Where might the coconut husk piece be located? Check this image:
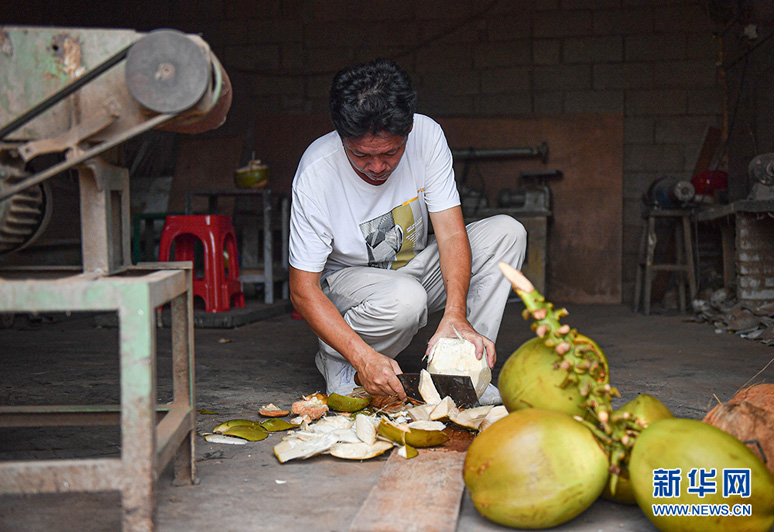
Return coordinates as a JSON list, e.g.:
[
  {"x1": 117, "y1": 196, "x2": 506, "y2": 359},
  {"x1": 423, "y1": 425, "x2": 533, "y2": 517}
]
[
  {"x1": 703, "y1": 384, "x2": 774, "y2": 474},
  {"x1": 727, "y1": 383, "x2": 774, "y2": 411},
  {"x1": 370, "y1": 395, "x2": 423, "y2": 413}
]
